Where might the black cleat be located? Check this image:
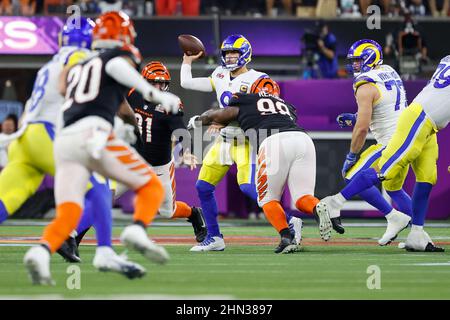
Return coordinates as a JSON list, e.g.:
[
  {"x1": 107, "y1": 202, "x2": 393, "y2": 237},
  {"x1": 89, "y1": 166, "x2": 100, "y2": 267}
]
[
  {"x1": 424, "y1": 243, "x2": 445, "y2": 252},
  {"x1": 331, "y1": 217, "x2": 345, "y2": 234},
  {"x1": 188, "y1": 207, "x2": 207, "y2": 242},
  {"x1": 405, "y1": 242, "x2": 445, "y2": 252},
  {"x1": 57, "y1": 236, "x2": 81, "y2": 263},
  {"x1": 274, "y1": 231, "x2": 298, "y2": 254}
]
